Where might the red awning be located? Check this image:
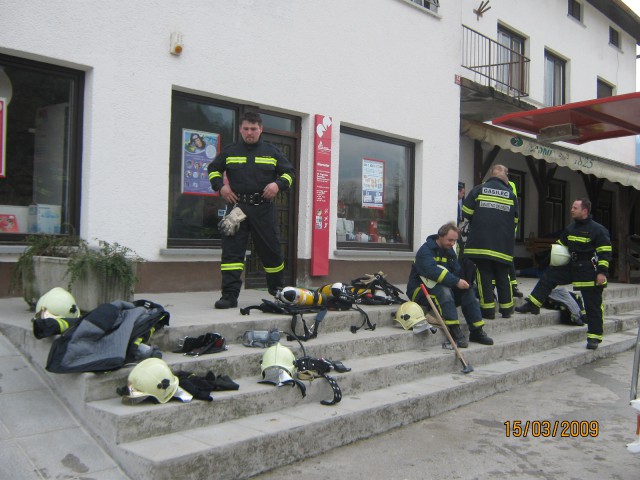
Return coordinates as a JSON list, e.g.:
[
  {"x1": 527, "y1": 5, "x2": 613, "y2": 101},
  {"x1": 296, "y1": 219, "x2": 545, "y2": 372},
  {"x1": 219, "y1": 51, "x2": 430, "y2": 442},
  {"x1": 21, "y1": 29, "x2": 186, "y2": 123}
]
[{"x1": 492, "y1": 92, "x2": 640, "y2": 145}]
